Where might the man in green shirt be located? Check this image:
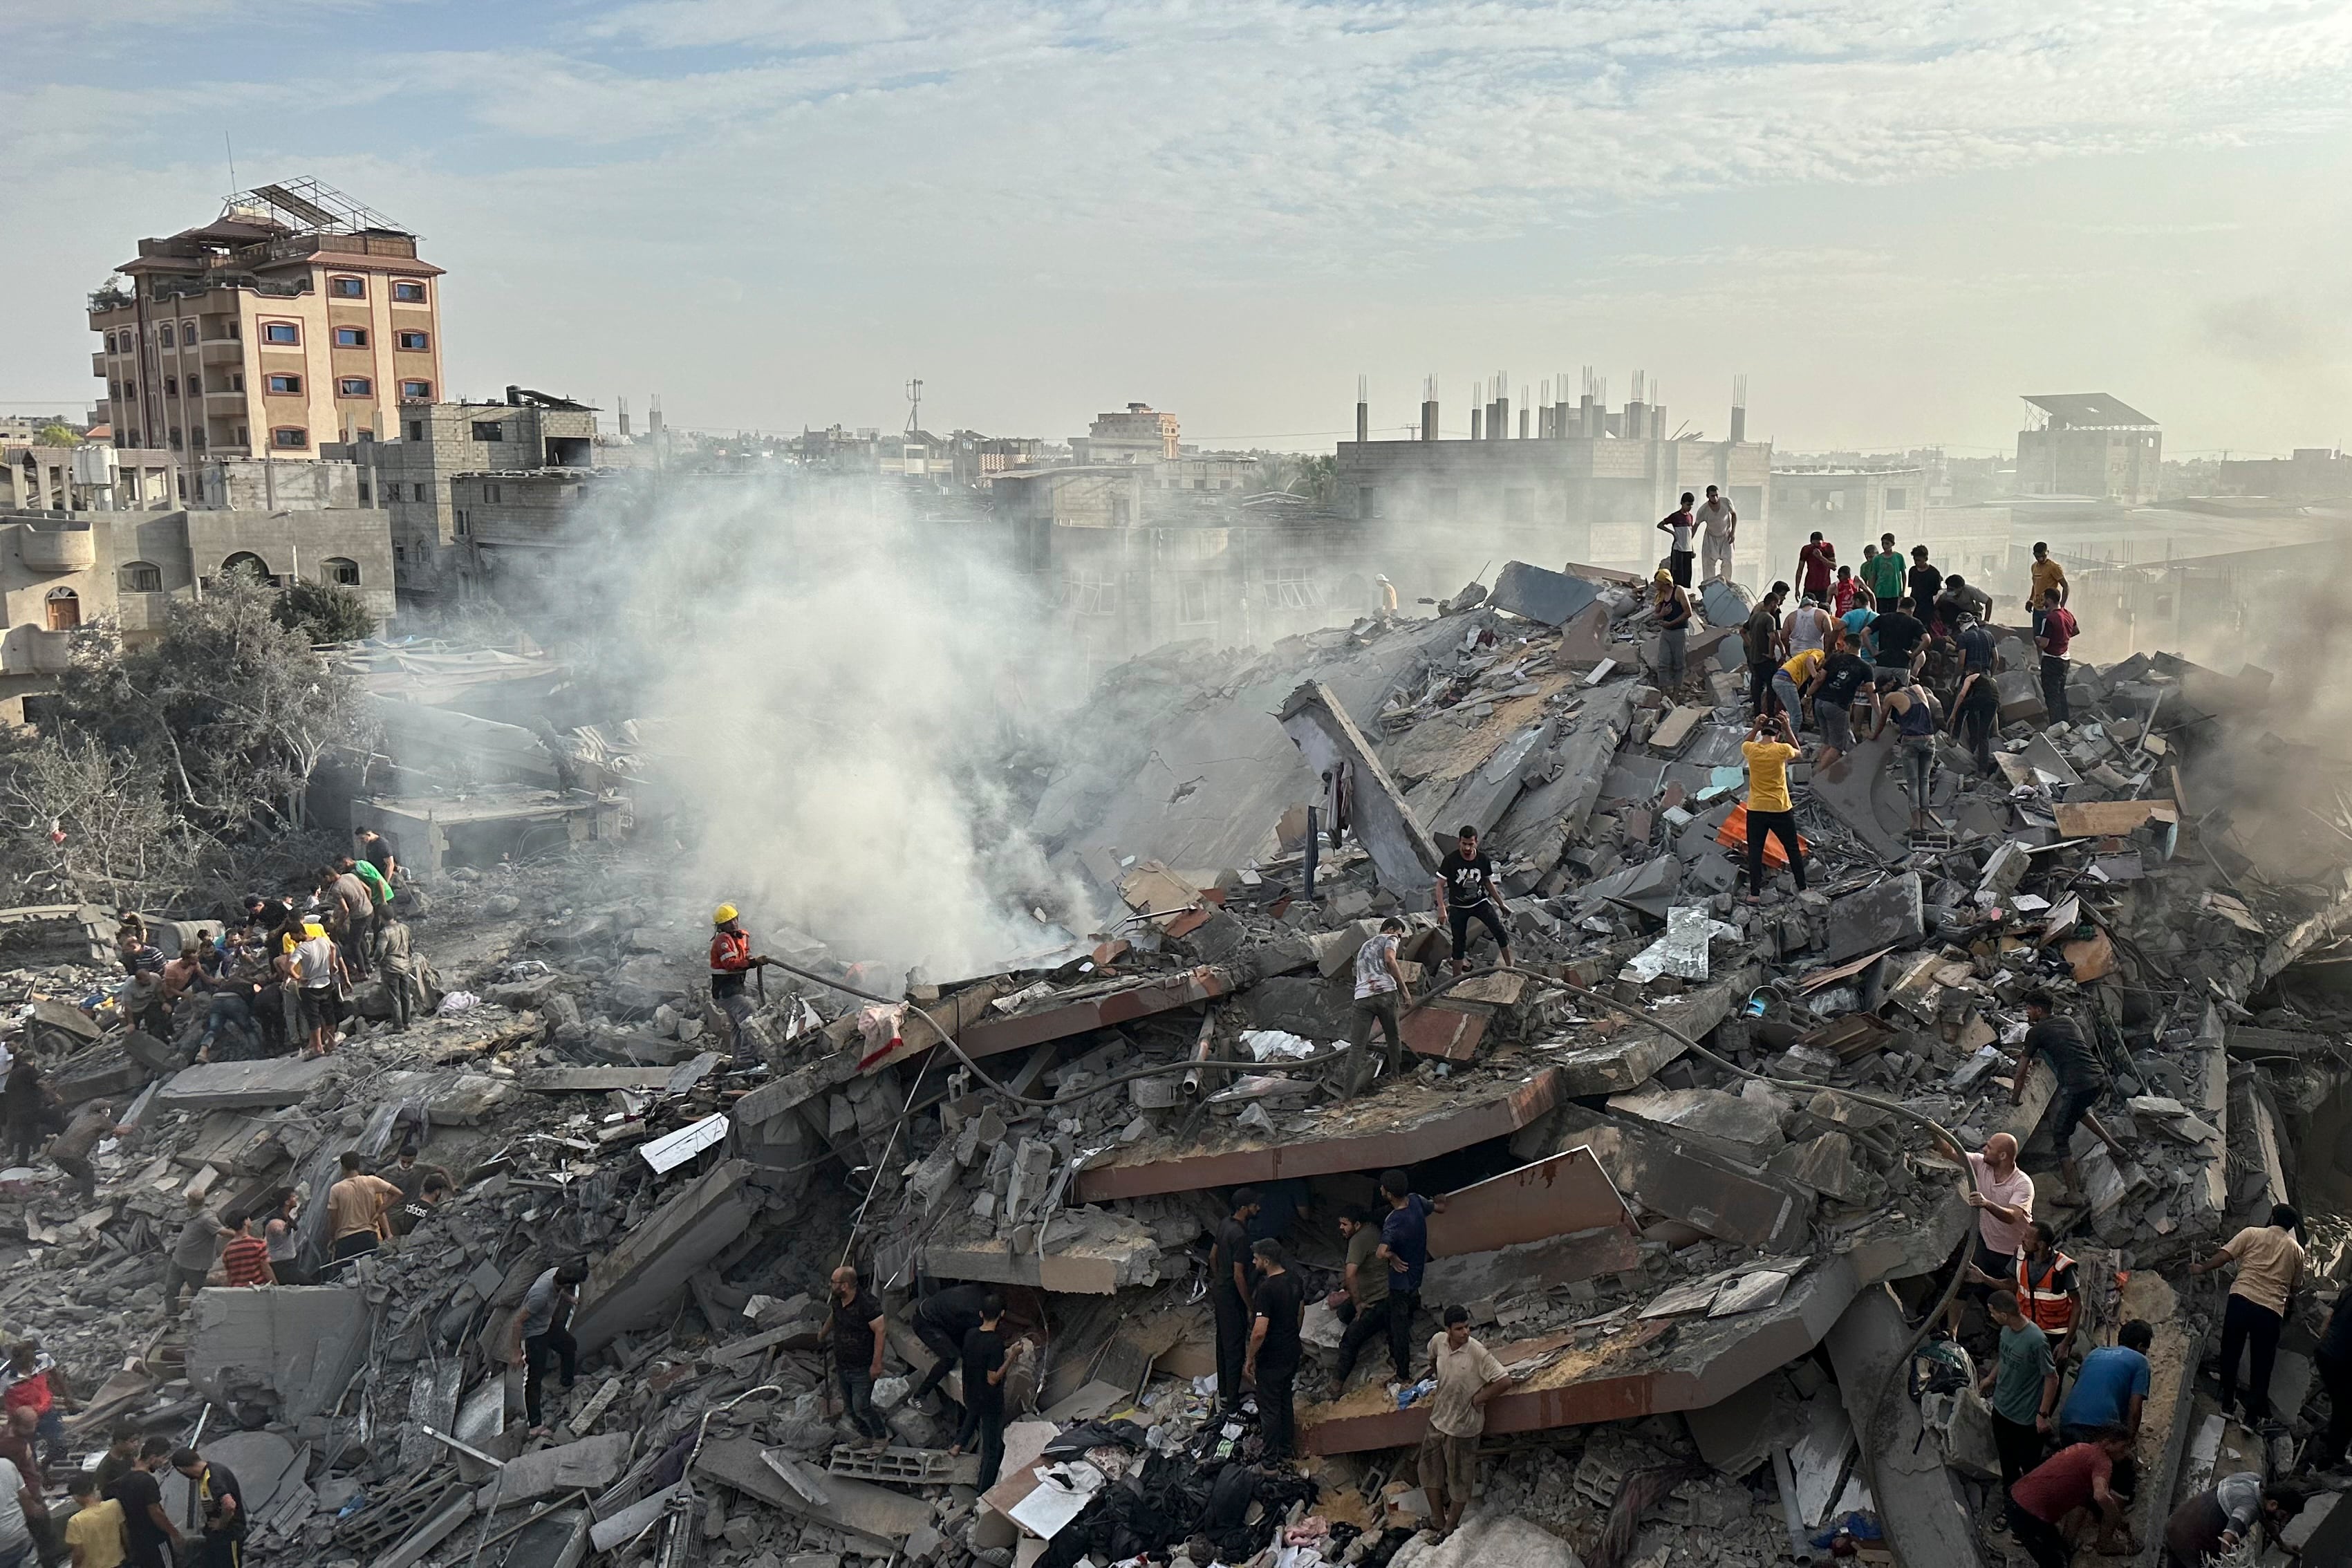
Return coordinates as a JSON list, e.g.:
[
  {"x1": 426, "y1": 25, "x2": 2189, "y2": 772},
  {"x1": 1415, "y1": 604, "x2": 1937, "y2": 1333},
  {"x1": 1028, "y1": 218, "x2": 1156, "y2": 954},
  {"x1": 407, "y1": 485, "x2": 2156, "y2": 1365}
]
[
  {"x1": 1982, "y1": 1289, "x2": 2058, "y2": 1488},
  {"x1": 1862, "y1": 532, "x2": 1907, "y2": 610},
  {"x1": 343, "y1": 852, "x2": 393, "y2": 969}
]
